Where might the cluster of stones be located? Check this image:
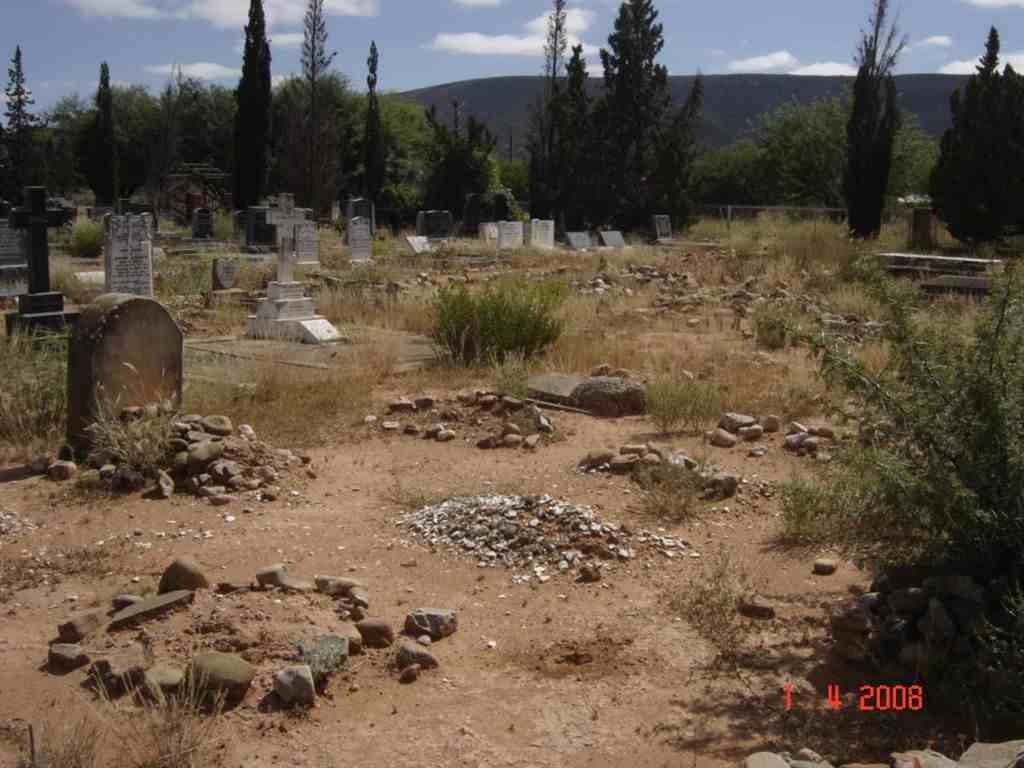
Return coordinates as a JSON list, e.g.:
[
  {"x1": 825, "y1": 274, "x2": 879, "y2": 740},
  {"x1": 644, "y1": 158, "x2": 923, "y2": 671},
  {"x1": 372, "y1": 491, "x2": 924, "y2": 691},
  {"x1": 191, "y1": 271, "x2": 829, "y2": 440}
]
[
  {"x1": 397, "y1": 494, "x2": 690, "y2": 581},
  {"x1": 829, "y1": 568, "x2": 994, "y2": 678},
  {"x1": 743, "y1": 741, "x2": 1023, "y2": 768},
  {"x1": 576, "y1": 445, "x2": 742, "y2": 501},
  {"x1": 780, "y1": 420, "x2": 839, "y2": 458},
  {"x1": 707, "y1": 412, "x2": 783, "y2": 454},
  {"x1": 48, "y1": 557, "x2": 459, "y2": 708},
  {"x1": 374, "y1": 395, "x2": 458, "y2": 443},
  {"x1": 570, "y1": 373, "x2": 647, "y2": 418}
]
